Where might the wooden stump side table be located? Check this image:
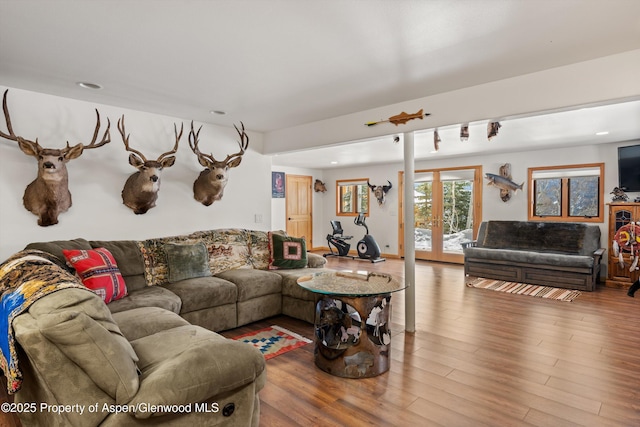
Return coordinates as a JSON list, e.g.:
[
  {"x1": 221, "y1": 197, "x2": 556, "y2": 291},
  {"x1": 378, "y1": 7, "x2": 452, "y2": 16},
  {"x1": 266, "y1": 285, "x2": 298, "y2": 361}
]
[{"x1": 297, "y1": 271, "x2": 406, "y2": 378}]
